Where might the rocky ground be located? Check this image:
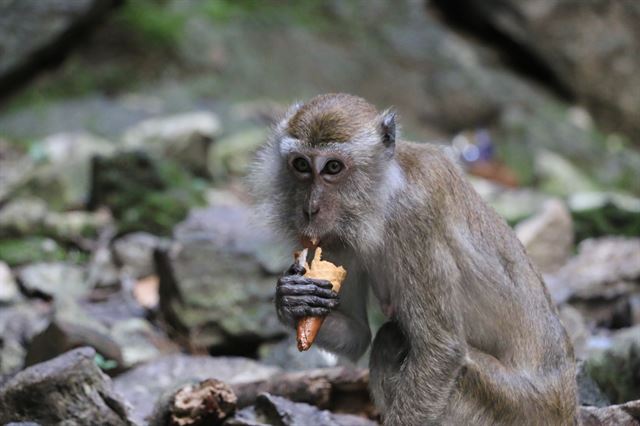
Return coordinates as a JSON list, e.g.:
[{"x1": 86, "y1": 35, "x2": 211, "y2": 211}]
[{"x1": 1, "y1": 1, "x2": 640, "y2": 425}]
